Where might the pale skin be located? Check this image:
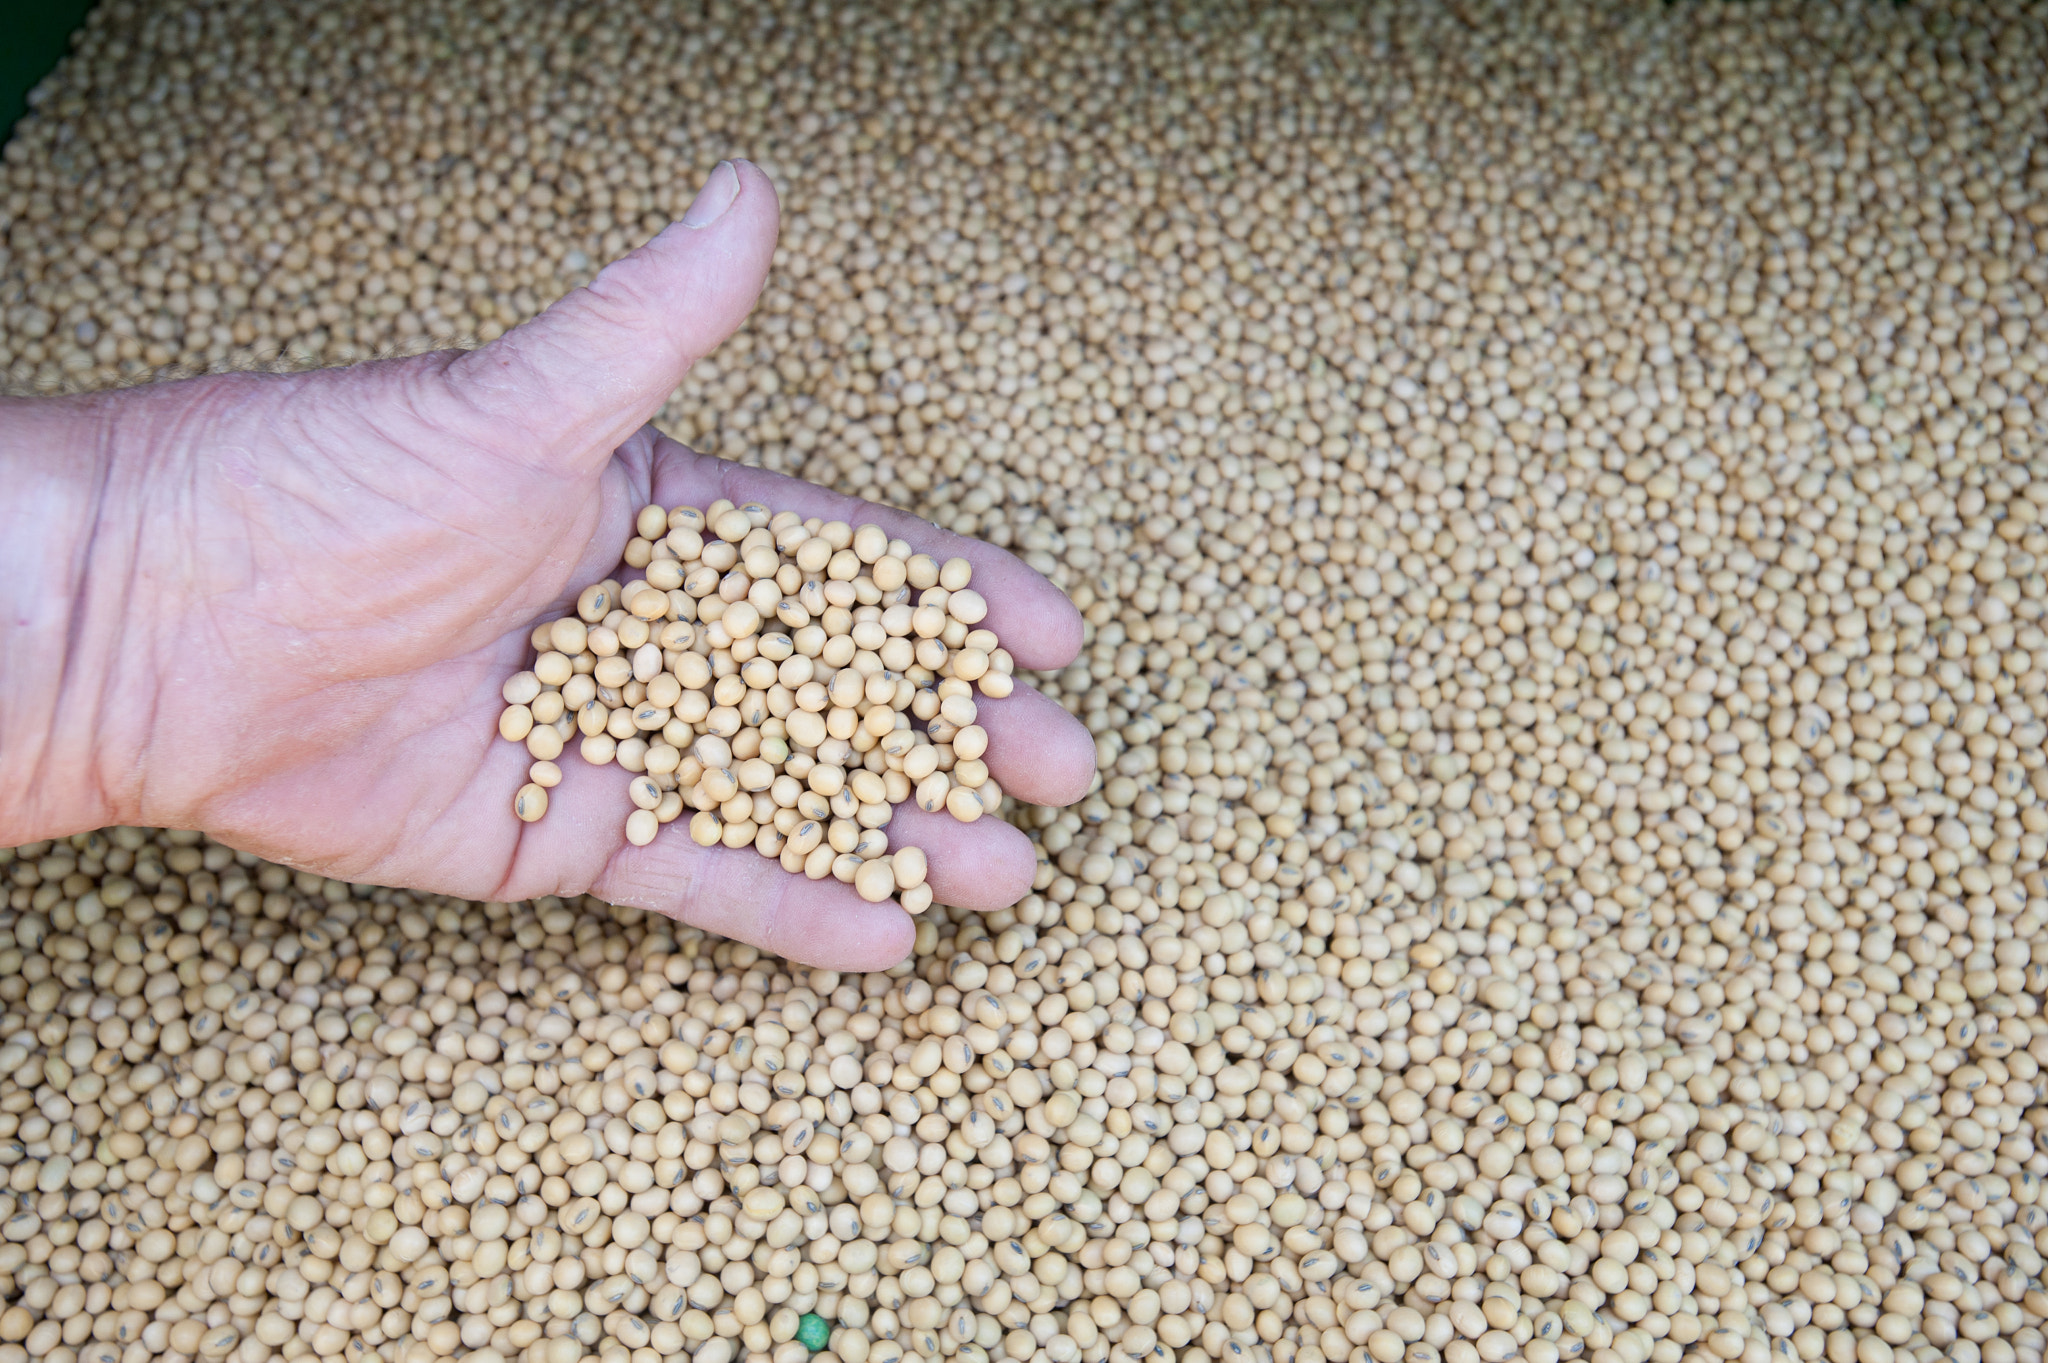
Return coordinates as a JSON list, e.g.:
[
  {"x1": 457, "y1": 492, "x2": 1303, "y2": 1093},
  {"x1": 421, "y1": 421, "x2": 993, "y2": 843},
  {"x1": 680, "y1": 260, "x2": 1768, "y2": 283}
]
[{"x1": 0, "y1": 161, "x2": 1095, "y2": 971}]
